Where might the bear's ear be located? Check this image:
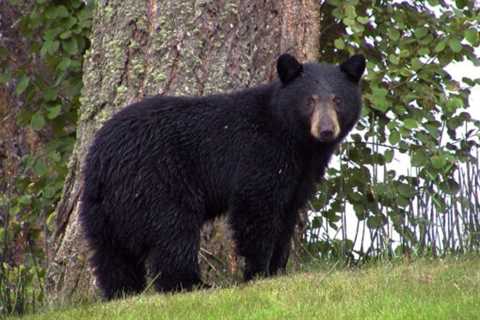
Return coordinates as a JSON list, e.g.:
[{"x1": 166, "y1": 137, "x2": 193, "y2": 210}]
[
  {"x1": 277, "y1": 53, "x2": 303, "y2": 85},
  {"x1": 340, "y1": 54, "x2": 366, "y2": 82}
]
